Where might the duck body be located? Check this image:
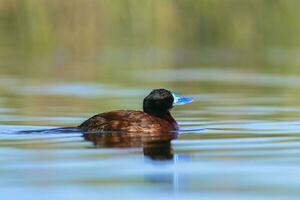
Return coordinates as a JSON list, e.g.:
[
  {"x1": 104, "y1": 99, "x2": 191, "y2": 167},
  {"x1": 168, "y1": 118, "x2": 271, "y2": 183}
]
[
  {"x1": 78, "y1": 89, "x2": 193, "y2": 135},
  {"x1": 79, "y1": 109, "x2": 178, "y2": 134}
]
